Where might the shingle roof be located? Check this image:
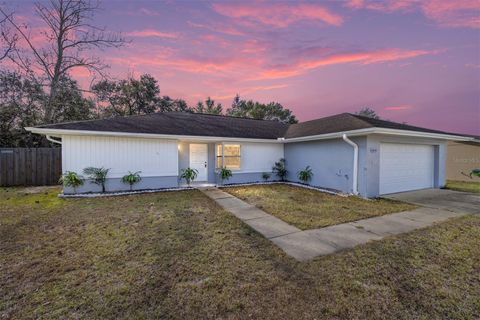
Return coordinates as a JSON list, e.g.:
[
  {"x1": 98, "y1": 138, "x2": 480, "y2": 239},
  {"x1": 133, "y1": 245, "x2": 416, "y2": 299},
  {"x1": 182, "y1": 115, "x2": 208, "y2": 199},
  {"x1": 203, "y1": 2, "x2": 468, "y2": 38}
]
[
  {"x1": 36, "y1": 112, "x2": 289, "y2": 140},
  {"x1": 34, "y1": 111, "x2": 465, "y2": 140},
  {"x1": 284, "y1": 113, "x2": 453, "y2": 138}
]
